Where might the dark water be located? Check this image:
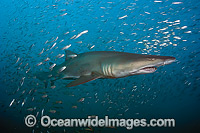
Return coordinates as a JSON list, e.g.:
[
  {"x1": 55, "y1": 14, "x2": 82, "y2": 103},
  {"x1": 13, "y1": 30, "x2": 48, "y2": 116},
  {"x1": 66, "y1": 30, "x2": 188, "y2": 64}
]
[{"x1": 0, "y1": 0, "x2": 200, "y2": 133}]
